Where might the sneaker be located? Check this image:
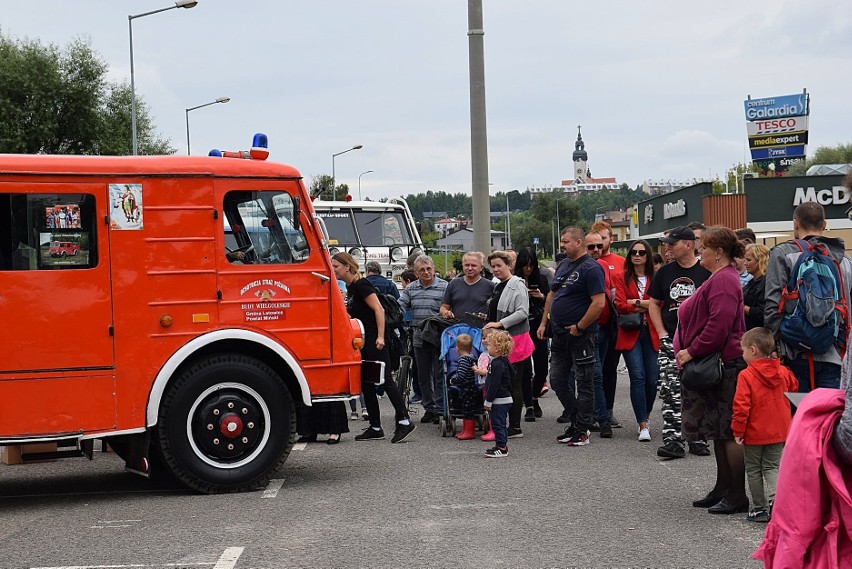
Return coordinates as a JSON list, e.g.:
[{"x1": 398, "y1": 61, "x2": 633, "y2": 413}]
[
  {"x1": 533, "y1": 401, "x2": 543, "y2": 418},
  {"x1": 638, "y1": 428, "x2": 651, "y2": 442},
  {"x1": 557, "y1": 426, "x2": 577, "y2": 443},
  {"x1": 657, "y1": 441, "x2": 686, "y2": 459},
  {"x1": 354, "y1": 427, "x2": 385, "y2": 441},
  {"x1": 566, "y1": 430, "x2": 591, "y2": 446},
  {"x1": 599, "y1": 422, "x2": 613, "y2": 438},
  {"x1": 524, "y1": 407, "x2": 536, "y2": 422},
  {"x1": 589, "y1": 422, "x2": 602, "y2": 432},
  {"x1": 746, "y1": 509, "x2": 770, "y2": 523},
  {"x1": 409, "y1": 394, "x2": 422, "y2": 404},
  {"x1": 538, "y1": 385, "x2": 550, "y2": 398},
  {"x1": 608, "y1": 411, "x2": 622, "y2": 428},
  {"x1": 484, "y1": 446, "x2": 509, "y2": 458},
  {"x1": 507, "y1": 428, "x2": 524, "y2": 439},
  {"x1": 391, "y1": 423, "x2": 416, "y2": 443},
  {"x1": 556, "y1": 412, "x2": 572, "y2": 424},
  {"x1": 420, "y1": 411, "x2": 436, "y2": 424},
  {"x1": 350, "y1": 411, "x2": 359, "y2": 421},
  {"x1": 688, "y1": 442, "x2": 711, "y2": 456},
  {"x1": 361, "y1": 409, "x2": 370, "y2": 420}
]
